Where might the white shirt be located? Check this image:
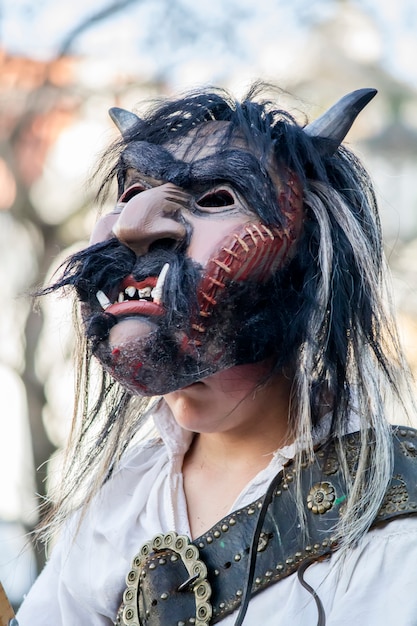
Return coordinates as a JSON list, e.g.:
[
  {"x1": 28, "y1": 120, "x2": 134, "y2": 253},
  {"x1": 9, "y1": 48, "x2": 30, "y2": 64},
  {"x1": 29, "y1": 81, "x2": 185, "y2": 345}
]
[{"x1": 17, "y1": 401, "x2": 417, "y2": 625}]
